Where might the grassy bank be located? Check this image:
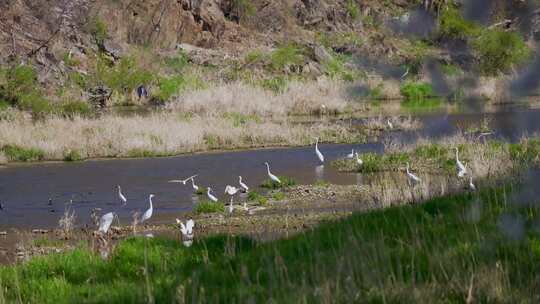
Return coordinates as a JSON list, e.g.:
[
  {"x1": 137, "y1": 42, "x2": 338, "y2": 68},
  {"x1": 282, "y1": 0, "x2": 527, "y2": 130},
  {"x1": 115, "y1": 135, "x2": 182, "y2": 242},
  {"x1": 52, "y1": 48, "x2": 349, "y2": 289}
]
[
  {"x1": 1, "y1": 185, "x2": 539, "y2": 302},
  {"x1": 333, "y1": 134, "x2": 540, "y2": 179}
]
